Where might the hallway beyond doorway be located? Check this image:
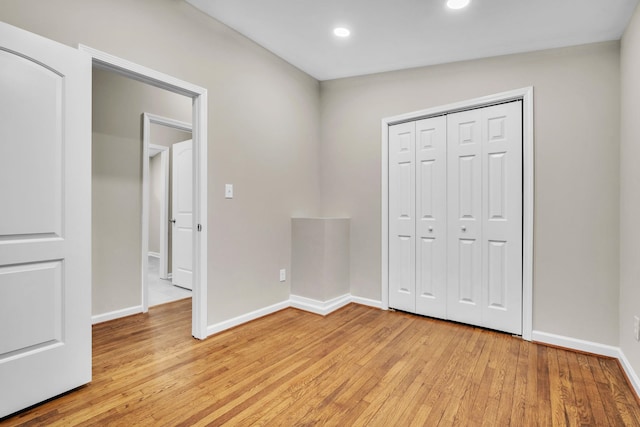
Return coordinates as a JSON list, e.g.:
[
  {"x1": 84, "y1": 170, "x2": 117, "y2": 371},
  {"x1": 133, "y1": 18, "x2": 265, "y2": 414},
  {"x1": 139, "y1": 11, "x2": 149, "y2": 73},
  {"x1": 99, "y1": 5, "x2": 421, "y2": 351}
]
[{"x1": 148, "y1": 256, "x2": 190, "y2": 306}]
